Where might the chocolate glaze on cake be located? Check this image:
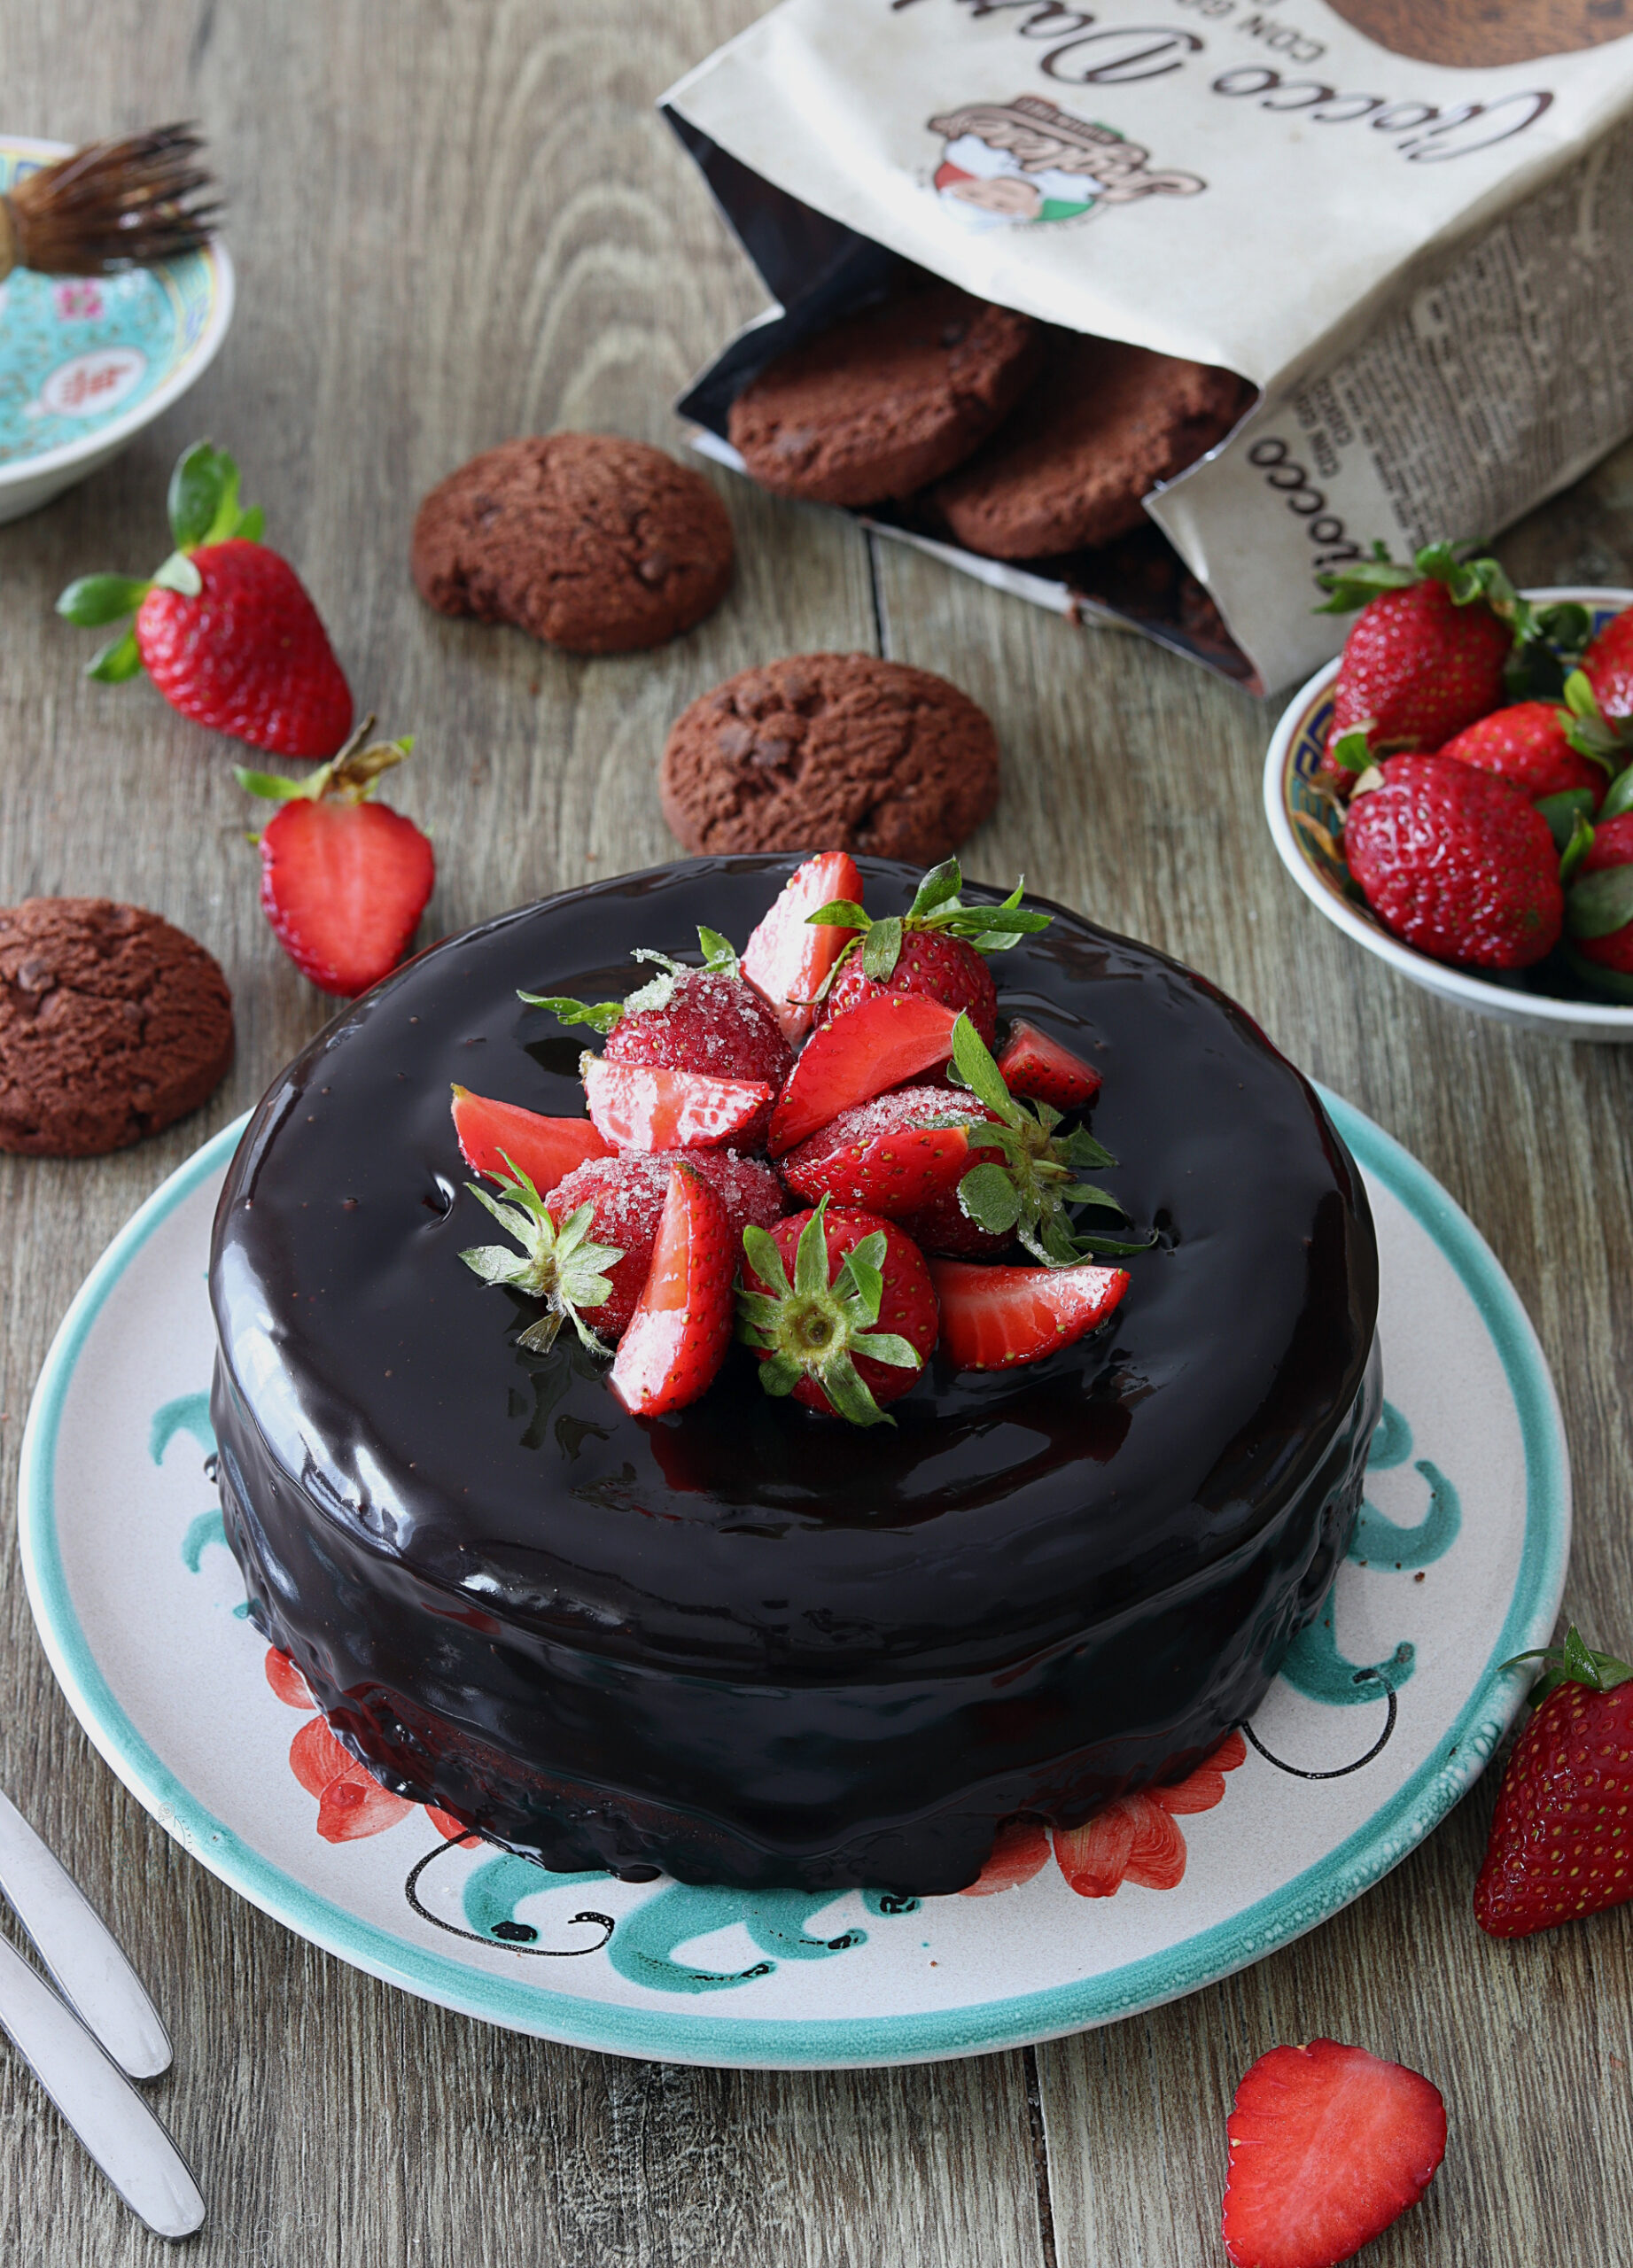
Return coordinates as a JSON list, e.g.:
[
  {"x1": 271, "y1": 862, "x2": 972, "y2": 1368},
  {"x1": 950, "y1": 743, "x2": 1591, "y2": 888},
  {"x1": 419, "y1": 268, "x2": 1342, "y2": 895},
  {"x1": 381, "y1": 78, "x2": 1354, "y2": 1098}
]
[{"x1": 210, "y1": 858, "x2": 1380, "y2": 1895}]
